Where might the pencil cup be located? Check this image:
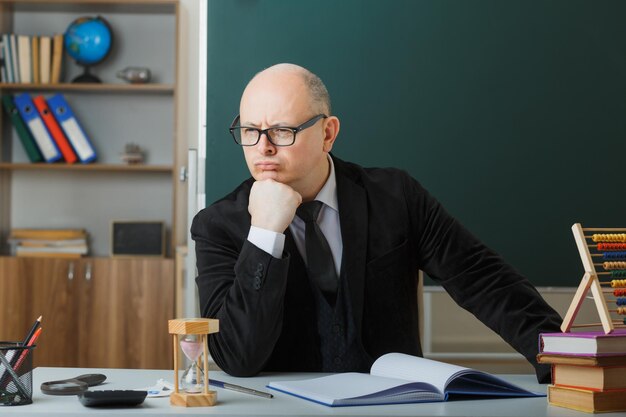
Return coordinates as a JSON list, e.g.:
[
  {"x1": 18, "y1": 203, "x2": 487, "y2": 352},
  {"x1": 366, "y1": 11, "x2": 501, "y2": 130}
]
[{"x1": 0, "y1": 342, "x2": 35, "y2": 406}]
